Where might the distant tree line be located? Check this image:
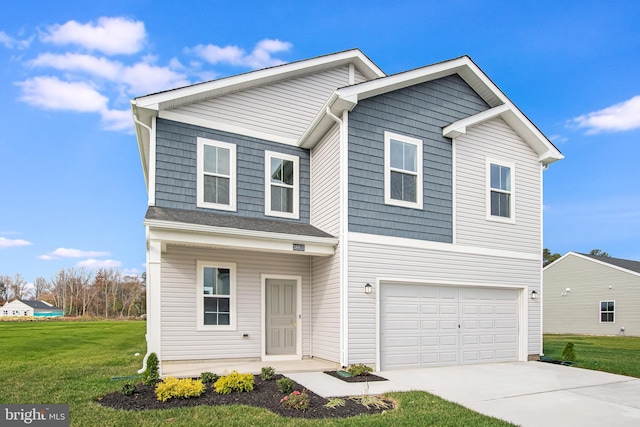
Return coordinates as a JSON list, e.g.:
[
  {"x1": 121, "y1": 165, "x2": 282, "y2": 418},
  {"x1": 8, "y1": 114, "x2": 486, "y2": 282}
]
[
  {"x1": 543, "y1": 248, "x2": 611, "y2": 267},
  {"x1": 0, "y1": 268, "x2": 146, "y2": 318}
]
